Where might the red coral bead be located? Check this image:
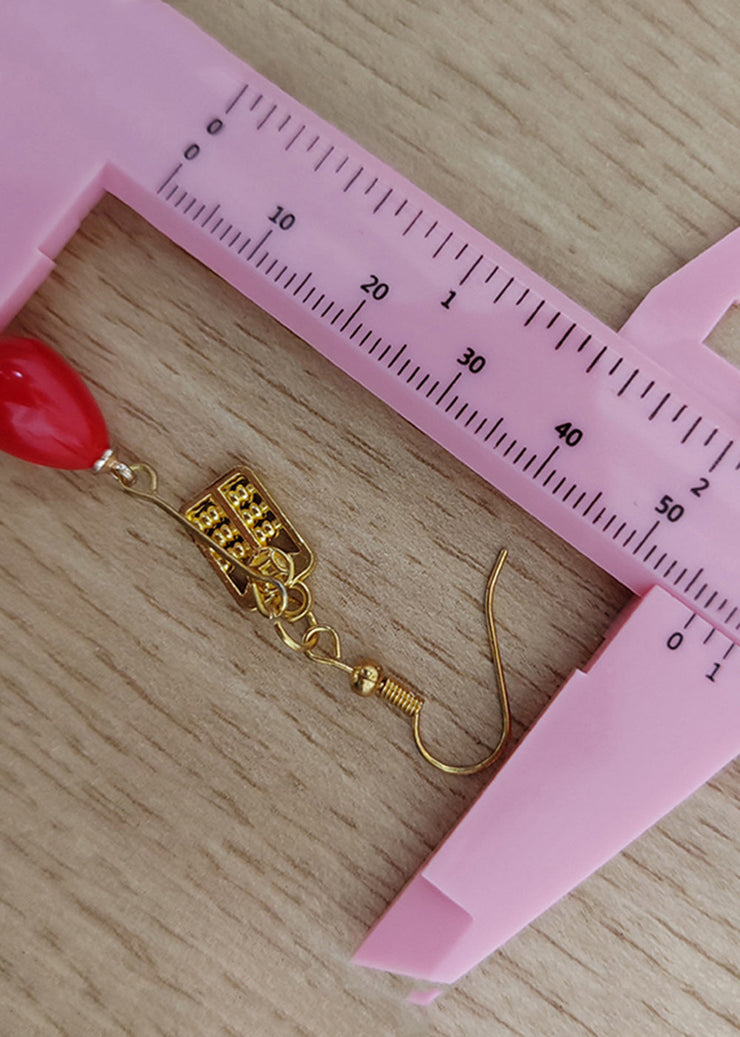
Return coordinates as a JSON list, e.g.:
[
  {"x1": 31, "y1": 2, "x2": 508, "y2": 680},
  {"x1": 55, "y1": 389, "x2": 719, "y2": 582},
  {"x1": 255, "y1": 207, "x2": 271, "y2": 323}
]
[{"x1": 0, "y1": 336, "x2": 110, "y2": 469}]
